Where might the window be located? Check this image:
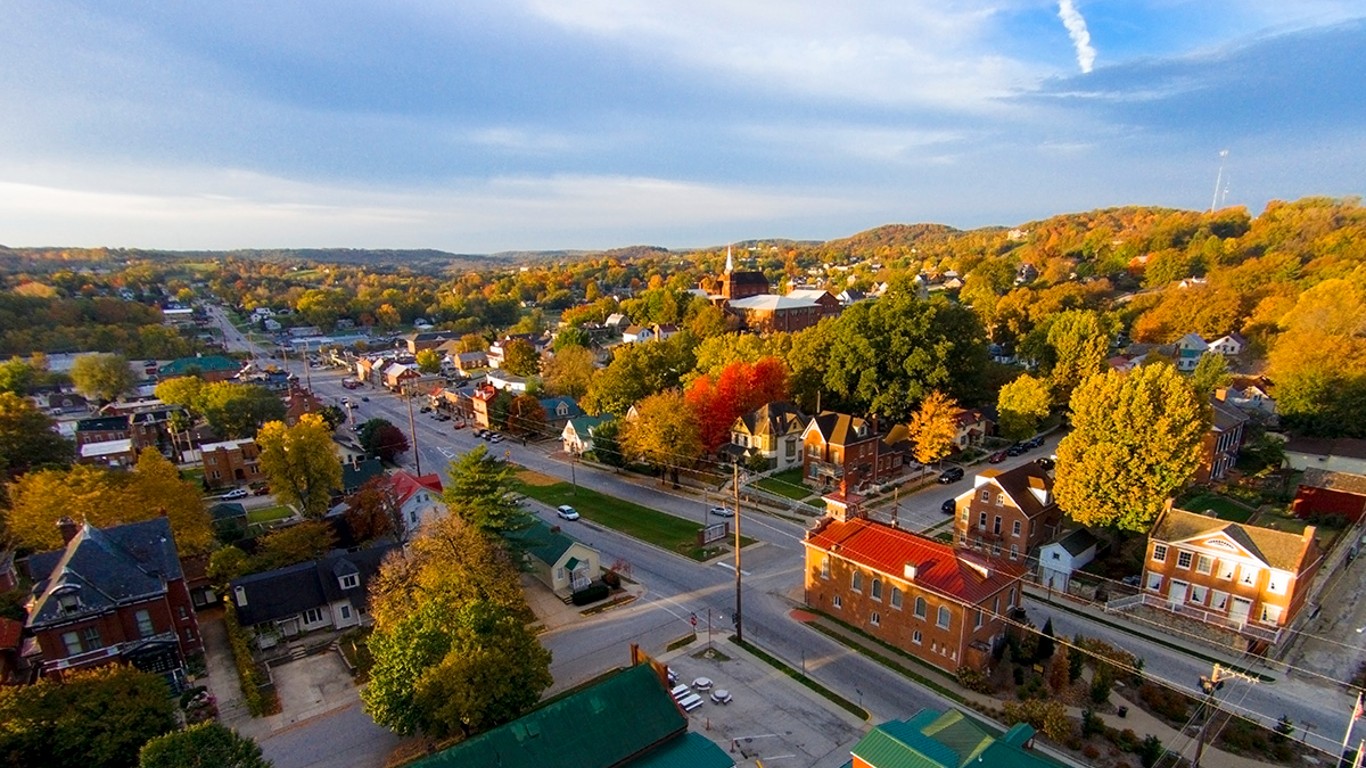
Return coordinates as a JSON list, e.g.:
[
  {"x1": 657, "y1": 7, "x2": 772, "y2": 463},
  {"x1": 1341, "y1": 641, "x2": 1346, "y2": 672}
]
[
  {"x1": 891, "y1": 587, "x2": 903, "y2": 609},
  {"x1": 914, "y1": 597, "x2": 927, "y2": 619},
  {"x1": 304, "y1": 608, "x2": 324, "y2": 624},
  {"x1": 870, "y1": 612, "x2": 880, "y2": 627},
  {"x1": 1217, "y1": 560, "x2": 1235, "y2": 580},
  {"x1": 978, "y1": 512, "x2": 987, "y2": 529},
  {"x1": 178, "y1": 606, "x2": 188, "y2": 619},
  {"x1": 1177, "y1": 551, "x2": 1193, "y2": 569},
  {"x1": 851, "y1": 572, "x2": 863, "y2": 592},
  {"x1": 1008, "y1": 588, "x2": 1017, "y2": 608},
  {"x1": 820, "y1": 556, "x2": 830, "y2": 579},
  {"x1": 979, "y1": 490, "x2": 990, "y2": 502},
  {"x1": 1267, "y1": 572, "x2": 1286, "y2": 594},
  {"x1": 1240, "y1": 566, "x2": 1257, "y2": 586},
  {"x1": 1196, "y1": 555, "x2": 1213, "y2": 575},
  {"x1": 833, "y1": 595, "x2": 843, "y2": 609},
  {"x1": 937, "y1": 606, "x2": 951, "y2": 629},
  {"x1": 1190, "y1": 585, "x2": 1208, "y2": 605},
  {"x1": 996, "y1": 493, "x2": 1005, "y2": 506},
  {"x1": 62, "y1": 631, "x2": 82, "y2": 656},
  {"x1": 912, "y1": 630, "x2": 923, "y2": 645},
  {"x1": 993, "y1": 516, "x2": 1002, "y2": 535},
  {"x1": 993, "y1": 596, "x2": 1000, "y2": 615},
  {"x1": 555, "y1": 567, "x2": 566, "y2": 582},
  {"x1": 1146, "y1": 572, "x2": 1163, "y2": 591},
  {"x1": 339, "y1": 573, "x2": 360, "y2": 590},
  {"x1": 975, "y1": 609, "x2": 984, "y2": 629},
  {"x1": 870, "y1": 578, "x2": 882, "y2": 601},
  {"x1": 1211, "y1": 591, "x2": 1229, "y2": 611},
  {"x1": 81, "y1": 626, "x2": 102, "y2": 651},
  {"x1": 135, "y1": 609, "x2": 155, "y2": 638},
  {"x1": 340, "y1": 605, "x2": 352, "y2": 621},
  {"x1": 1261, "y1": 604, "x2": 1283, "y2": 624},
  {"x1": 1009, "y1": 545, "x2": 1019, "y2": 560},
  {"x1": 1012, "y1": 520, "x2": 1022, "y2": 537},
  {"x1": 1153, "y1": 544, "x2": 1168, "y2": 563}
]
